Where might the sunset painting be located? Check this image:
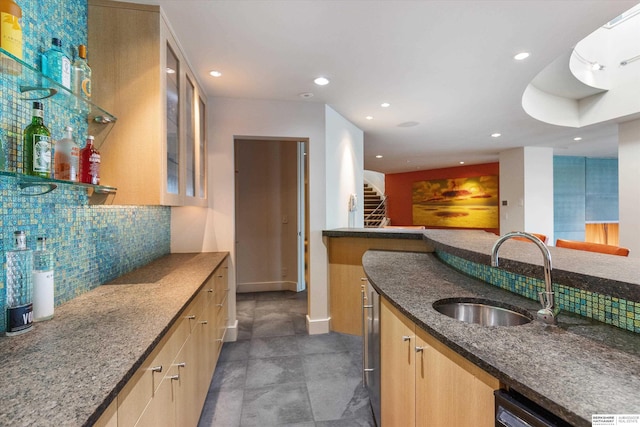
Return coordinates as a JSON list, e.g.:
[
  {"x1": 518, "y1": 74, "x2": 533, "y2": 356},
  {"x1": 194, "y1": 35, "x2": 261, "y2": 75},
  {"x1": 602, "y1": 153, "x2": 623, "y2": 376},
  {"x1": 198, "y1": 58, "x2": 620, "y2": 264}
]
[{"x1": 412, "y1": 176, "x2": 499, "y2": 228}]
